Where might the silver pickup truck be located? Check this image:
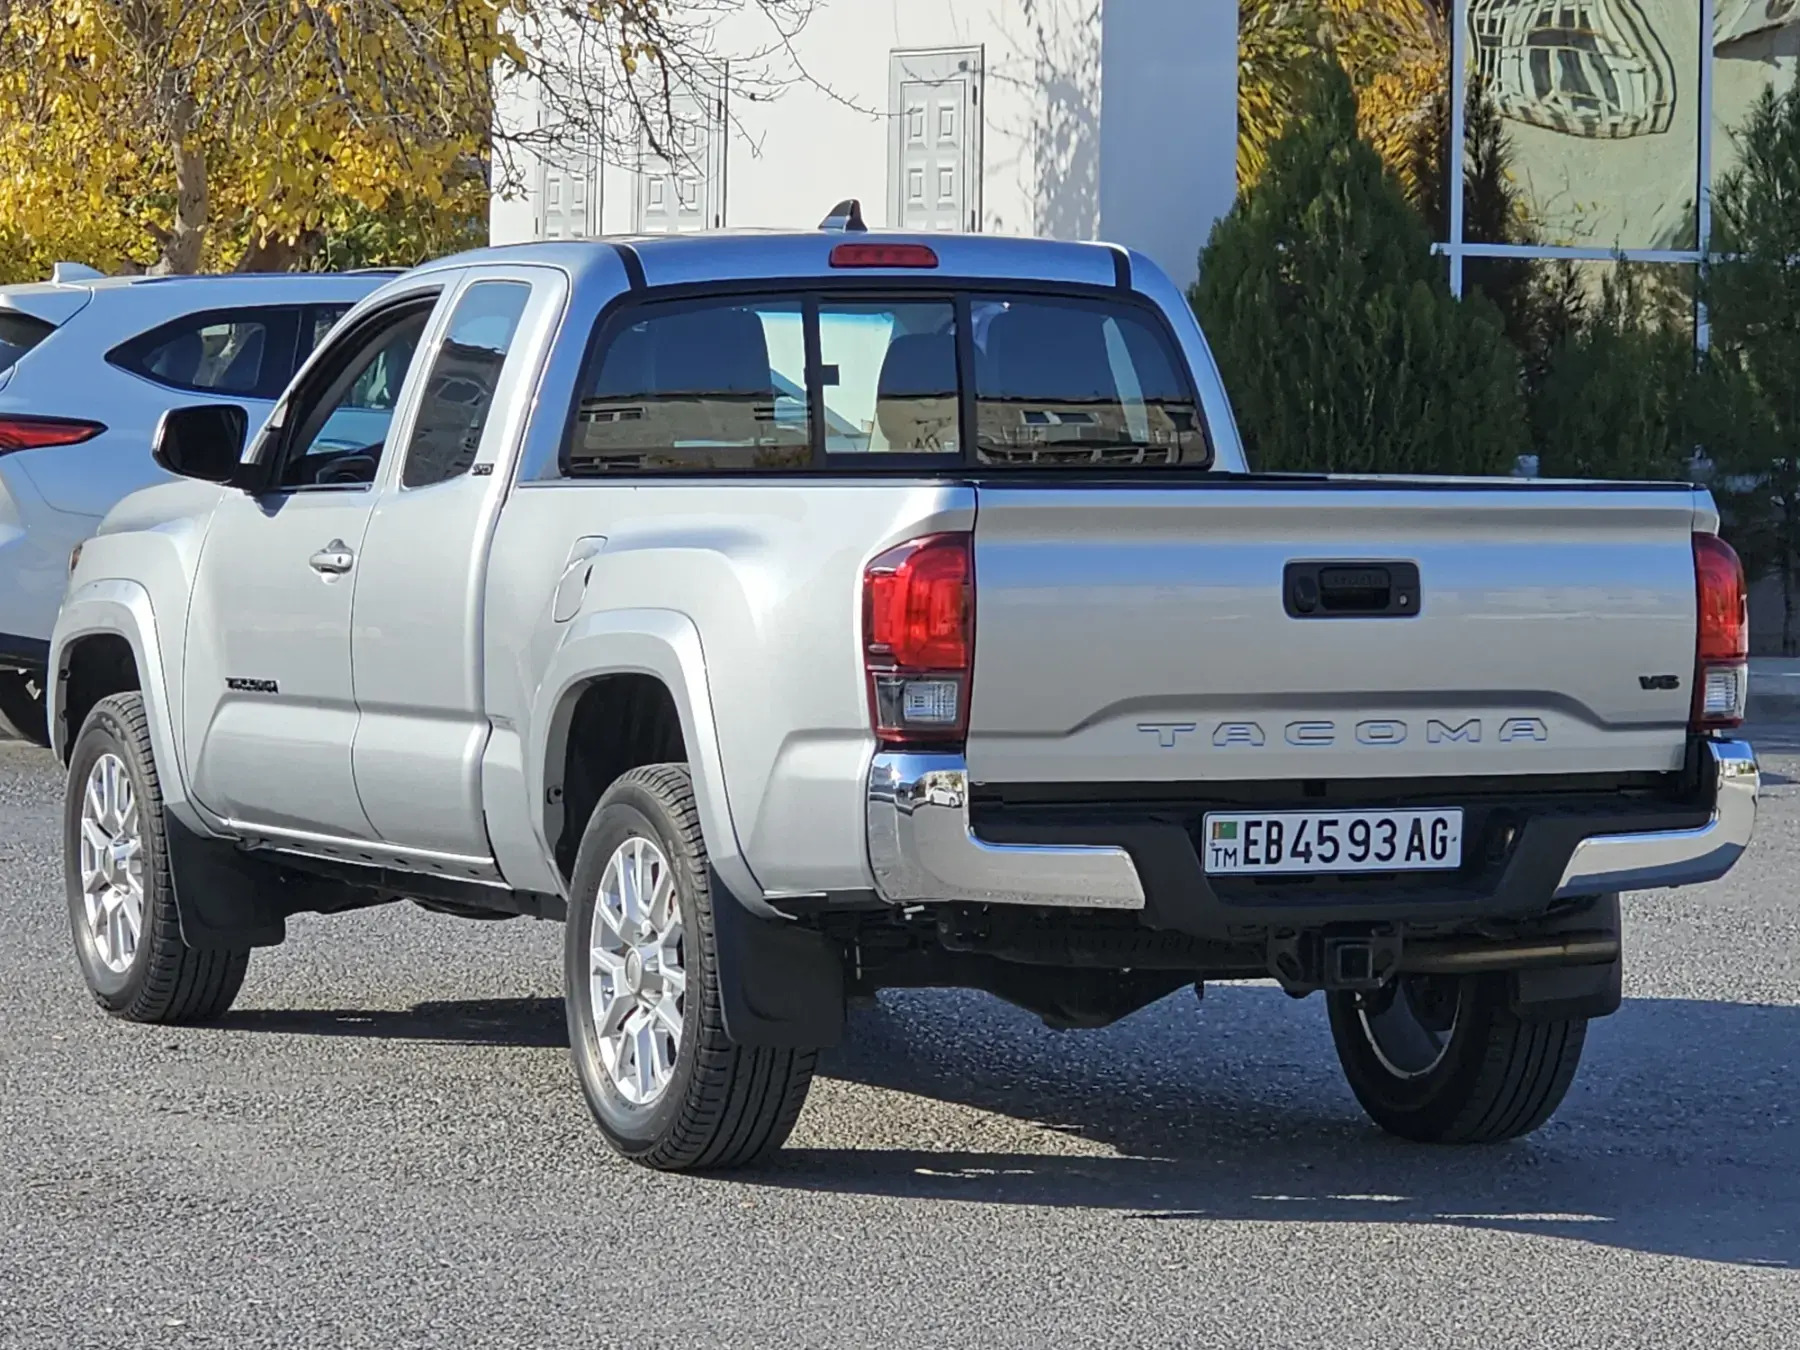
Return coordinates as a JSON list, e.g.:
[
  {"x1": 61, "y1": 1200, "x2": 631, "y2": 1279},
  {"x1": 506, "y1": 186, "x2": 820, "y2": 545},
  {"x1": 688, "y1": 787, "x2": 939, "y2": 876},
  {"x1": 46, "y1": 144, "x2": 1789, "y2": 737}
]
[{"x1": 50, "y1": 217, "x2": 1760, "y2": 1171}]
